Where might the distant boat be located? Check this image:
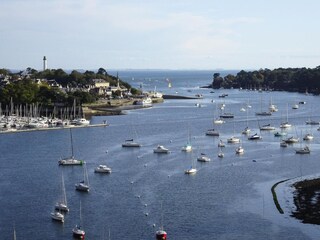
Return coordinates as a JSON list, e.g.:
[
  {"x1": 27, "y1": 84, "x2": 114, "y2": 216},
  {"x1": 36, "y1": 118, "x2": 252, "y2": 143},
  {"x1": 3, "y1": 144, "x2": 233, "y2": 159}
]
[
  {"x1": 135, "y1": 97, "x2": 153, "y2": 106},
  {"x1": 153, "y1": 145, "x2": 170, "y2": 154},
  {"x1": 284, "y1": 136, "x2": 299, "y2": 144},
  {"x1": 197, "y1": 153, "x2": 211, "y2": 162},
  {"x1": 220, "y1": 113, "x2": 234, "y2": 118},
  {"x1": 255, "y1": 111, "x2": 272, "y2": 116},
  {"x1": 295, "y1": 146, "x2": 310, "y2": 154},
  {"x1": 205, "y1": 129, "x2": 219, "y2": 136},
  {"x1": 155, "y1": 202, "x2": 167, "y2": 240},
  {"x1": 218, "y1": 140, "x2": 225, "y2": 147},
  {"x1": 185, "y1": 153, "x2": 197, "y2": 174},
  {"x1": 94, "y1": 164, "x2": 112, "y2": 174},
  {"x1": 248, "y1": 133, "x2": 262, "y2": 140},
  {"x1": 213, "y1": 118, "x2": 225, "y2": 124},
  {"x1": 55, "y1": 171, "x2": 69, "y2": 212},
  {"x1": 72, "y1": 201, "x2": 85, "y2": 239},
  {"x1": 51, "y1": 211, "x2": 64, "y2": 223},
  {"x1": 292, "y1": 104, "x2": 299, "y2": 109},
  {"x1": 71, "y1": 118, "x2": 90, "y2": 126},
  {"x1": 306, "y1": 120, "x2": 320, "y2": 125},
  {"x1": 227, "y1": 136, "x2": 240, "y2": 143},
  {"x1": 242, "y1": 127, "x2": 251, "y2": 135},
  {"x1": 122, "y1": 139, "x2": 141, "y2": 147},
  {"x1": 274, "y1": 131, "x2": 287, "y2": 137},
  {"x1": 260, "y1": 124, "x2": 276, "y2": 131},
  {"x1": 303, "y1": 133, "x2": 314, "y2": 141},
  {"x1": 235, "y1": 146, "x2": 244, "y2": 154},
  {"x1": 280, "y1": 140, "x2": 288, "y2": 148},
  {"x1": 75, "y1": 162, "x2": 90, "y2": 192},
  {"x1": 280, "y1": 104, "x2": 292, "y2": 128},
  {"x1": 58, "y1": 129, "x2": 84, "y2": 166}
]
